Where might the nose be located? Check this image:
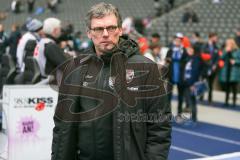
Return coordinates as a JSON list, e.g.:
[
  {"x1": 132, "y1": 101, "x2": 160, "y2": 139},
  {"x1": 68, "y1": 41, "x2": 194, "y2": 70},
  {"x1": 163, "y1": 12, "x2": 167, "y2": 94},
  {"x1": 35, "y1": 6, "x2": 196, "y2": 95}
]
[{"x1": 102, "y1": 28, "x2": 109, "y2": 37}]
